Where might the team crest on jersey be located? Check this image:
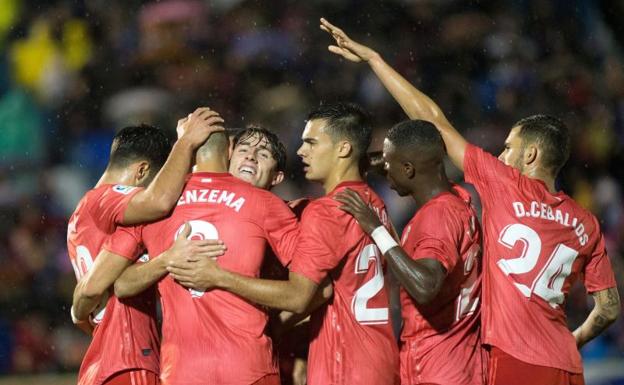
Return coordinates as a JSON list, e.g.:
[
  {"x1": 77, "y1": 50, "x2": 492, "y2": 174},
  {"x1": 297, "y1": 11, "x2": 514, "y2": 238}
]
[{"x1": 112, "y1": 185, "x2": 137, "y2": 195}]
